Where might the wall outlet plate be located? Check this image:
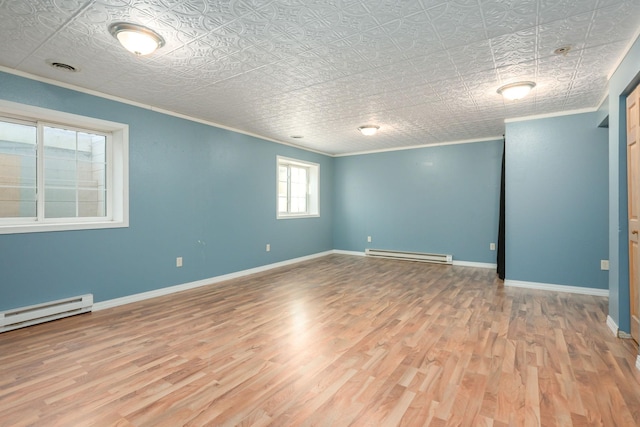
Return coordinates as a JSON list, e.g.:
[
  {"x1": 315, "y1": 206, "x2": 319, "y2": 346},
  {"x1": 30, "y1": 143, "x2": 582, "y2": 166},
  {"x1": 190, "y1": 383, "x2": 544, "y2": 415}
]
[
  {"x1": 176, "y1": 257, "x2": 183, "y2": 267},
  {"x1": 601, "y1": 260, "x2": 609, "y2": 270}
]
